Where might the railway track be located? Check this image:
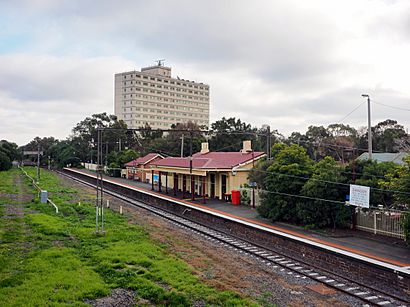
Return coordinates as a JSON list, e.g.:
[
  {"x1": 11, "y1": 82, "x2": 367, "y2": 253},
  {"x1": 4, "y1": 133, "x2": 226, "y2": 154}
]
[{"x1": 57, "y1": 170, "x2": 408, "y2": 307}]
